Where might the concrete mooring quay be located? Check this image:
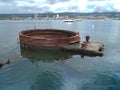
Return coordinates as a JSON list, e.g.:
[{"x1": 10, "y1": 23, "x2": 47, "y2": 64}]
[
  {"x1": 61, "y1": 35, "x2": 104, "y2": 56},
  {"x1": 61, "y1": 42, "x2": 104, "y2": 56}
]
